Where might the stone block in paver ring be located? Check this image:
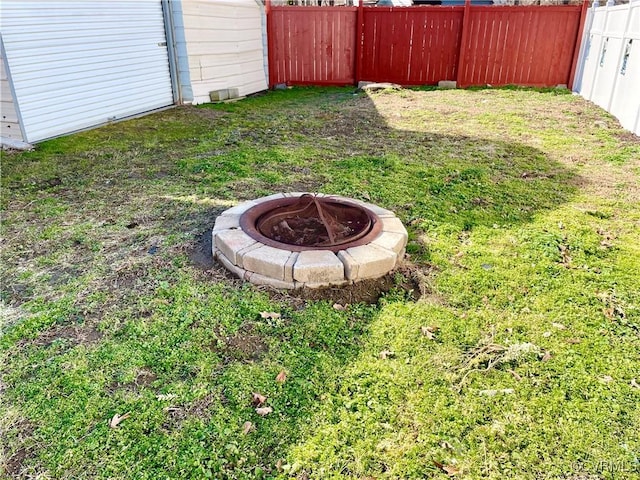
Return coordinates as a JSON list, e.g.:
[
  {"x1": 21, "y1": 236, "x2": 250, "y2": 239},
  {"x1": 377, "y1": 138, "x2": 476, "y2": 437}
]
[
  {"x1": 341, "y1": 244, "x2": 398, "y2": 280},
  {"x1": 293, "y1": 250, "x2": 345, "y2": 283},
  {"x1": 241, "y1": 245, "x2": 293, "y2": 281},
  {"x1": 332, "y1": 196, "x2": 395, "y2": 218},
  {"x1": 221, "y1": 200, "x2": 258, "y2": 217},
  {"x1": 372, "y1": 231, "x2": 407, "y2": 255},
  {"x1": 257, "y1": 193, "x2": 286, "y2": 202},
  {"x1": 303, "y1": 280, "x2": 351, "y2": 289},
  {"x1": 381, "y1": 217, "x2": 408, "y2": 238},
  {"x1": 216, "y1": 251, "x2": 247, "y2": 280},
  {"x1": 284, "y1": 252, "x2": 299, "y2": 282},
  {"x1": 235, "y1": 242, "x2": 264, "y2": 269},
  {"x1": 213, "y1": 214, "x2": 241, "y2": 232},
  {"x1": 245, "y1": 271, "x2": 298, "y2": 290},
  {"x1": 215, "y1": 229, "x2": 257, "y2": 265},
  {"x1": 337, "y1": 250, "x2": 359, "y2": 281}
]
